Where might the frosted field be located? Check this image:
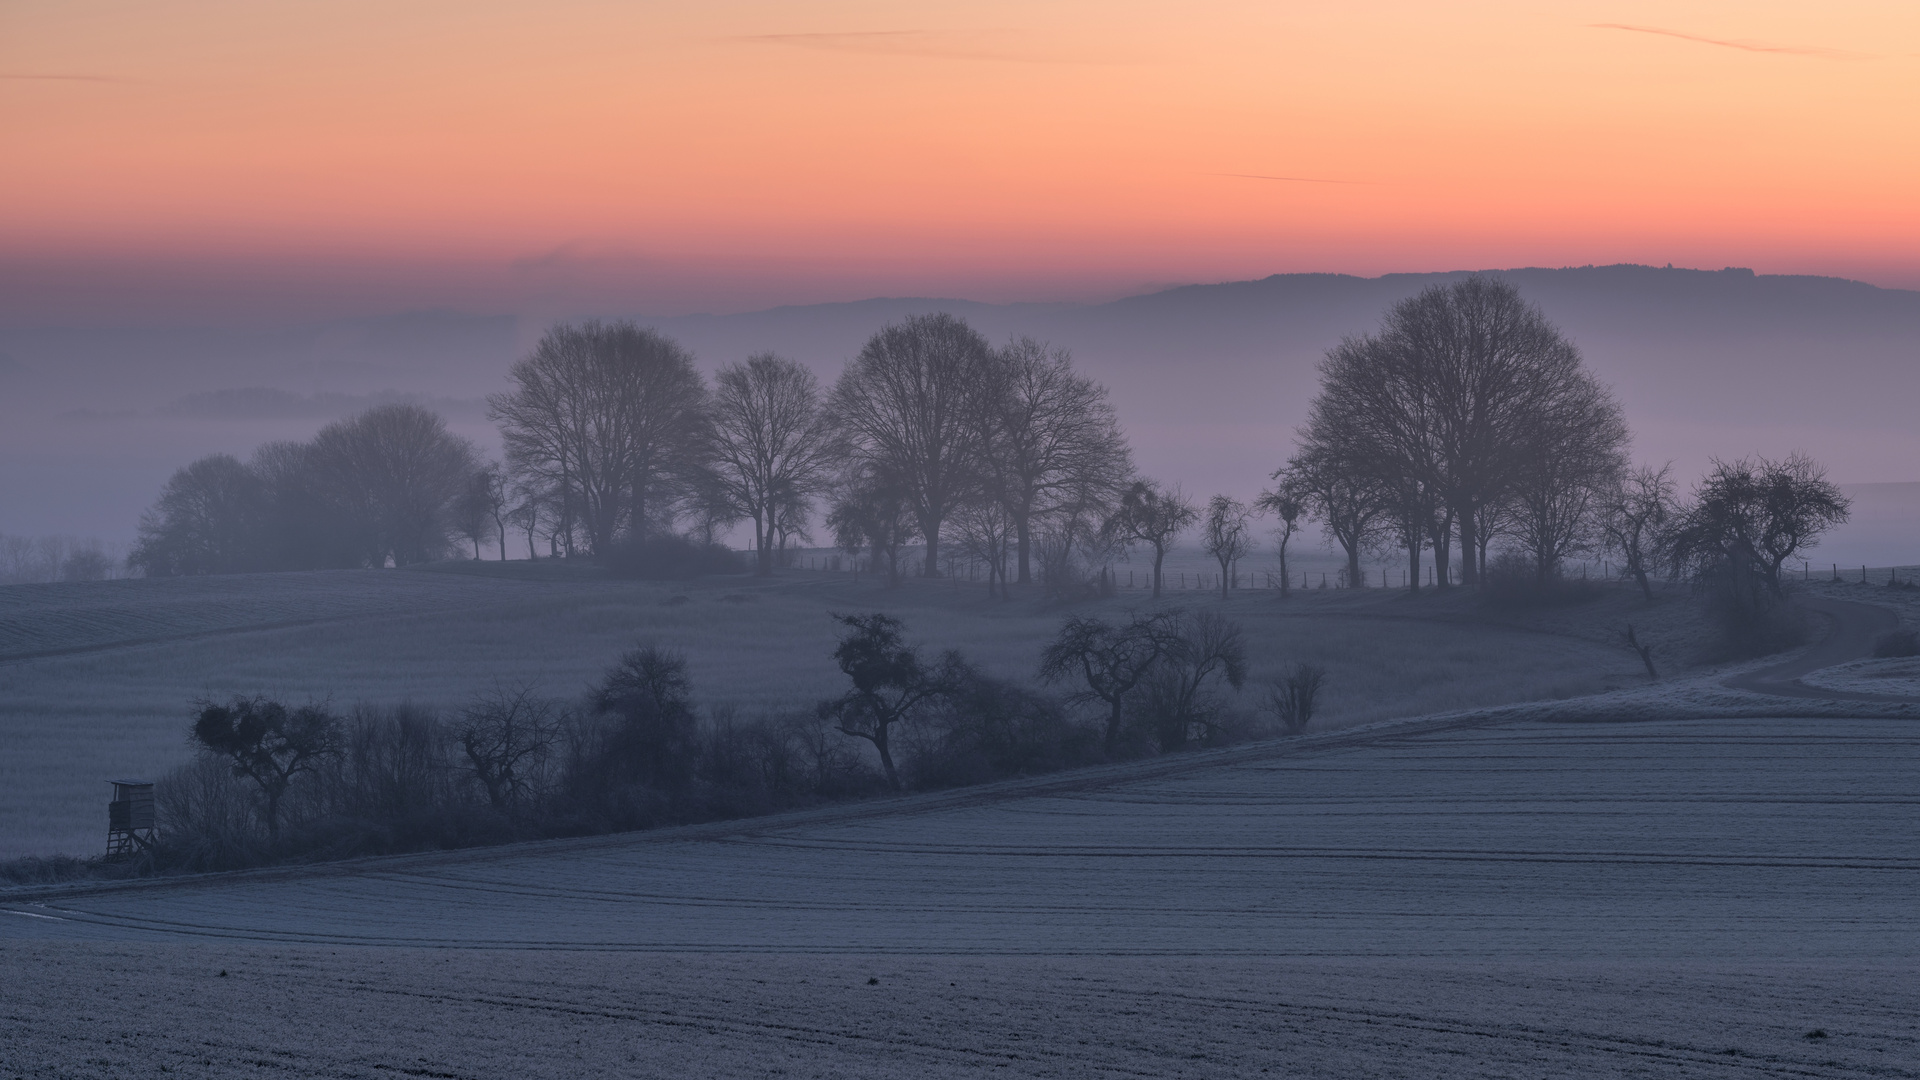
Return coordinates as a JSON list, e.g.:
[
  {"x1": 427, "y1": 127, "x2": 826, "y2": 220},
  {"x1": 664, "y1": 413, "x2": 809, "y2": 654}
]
[
  {"x1": 5, "y1": 711, "x2": 1919, "y2": 1076},
  {"x1": 0, "y1": 564, "x2": 1640, "y2": 857}
]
